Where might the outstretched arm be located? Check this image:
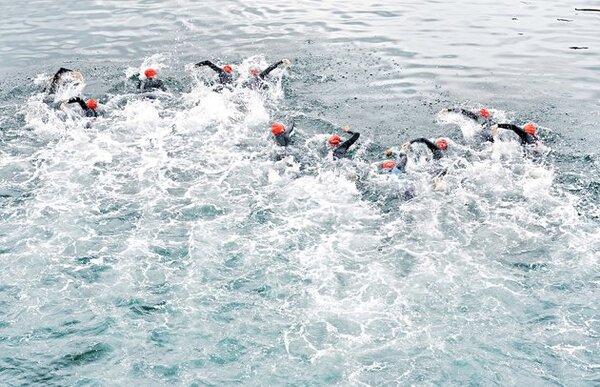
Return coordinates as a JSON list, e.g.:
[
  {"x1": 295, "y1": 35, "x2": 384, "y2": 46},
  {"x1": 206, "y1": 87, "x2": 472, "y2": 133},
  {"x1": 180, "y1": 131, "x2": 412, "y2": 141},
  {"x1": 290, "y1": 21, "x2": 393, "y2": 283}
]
[
  {"x1": 445, "y1": 107, "x2": 479, "y2": 121},
  {"x1": 338, "y1": 128, "x2": 360, "y2": 152},
  {"x1": 395, "y1": 153, "x2": 408, "y2": 172},
  {"x1": 47, "y1": 67, "x2": 73, "y2": 93},
  {"x1": 67, "y1": 97, "x2": 87, "y2": 110},
  {"x1": 497, "y1": 123, "x2": 534, "y2": 144},
  {"x1": 409, "y1": 138, "x2": 439, "y2": 153},
  {"x1": 259, "y1": 59, "x2": 289, "y2": 79},
  {"x1": 195, "y1": 60, "x2": 224, "y2": 74}
]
